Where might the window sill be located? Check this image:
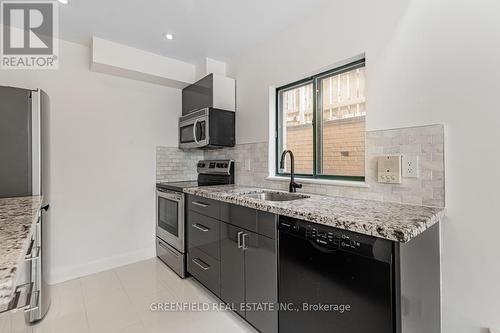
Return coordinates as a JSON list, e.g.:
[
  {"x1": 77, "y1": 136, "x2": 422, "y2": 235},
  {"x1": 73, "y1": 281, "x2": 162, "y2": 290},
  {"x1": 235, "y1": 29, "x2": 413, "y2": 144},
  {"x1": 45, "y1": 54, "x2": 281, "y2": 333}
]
[{"x1": 265, "y1": 175, "x2": 370, "y2": 188}]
